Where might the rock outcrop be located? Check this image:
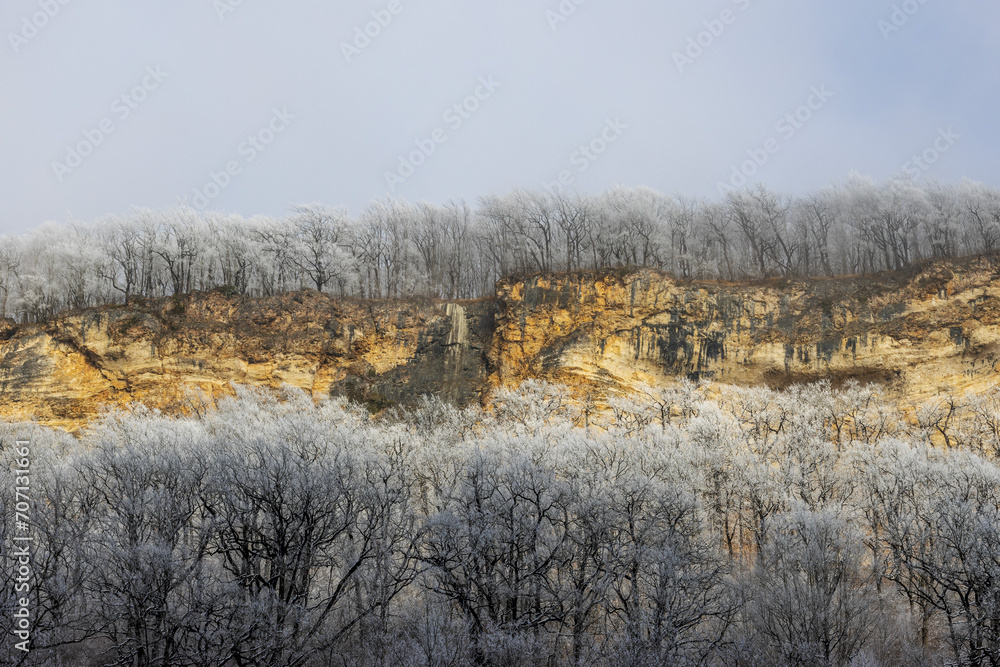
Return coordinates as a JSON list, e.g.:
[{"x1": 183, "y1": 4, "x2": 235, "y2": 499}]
[
  {"x1": 489, "y1": 258, "x2": 1000, "y2": 401},
  {"x1": 0, "y1": 291, "x2": 492, "y2": 429},
  {"x1": 2, "y1": 256, "x2": 999, "y2": 429}
]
